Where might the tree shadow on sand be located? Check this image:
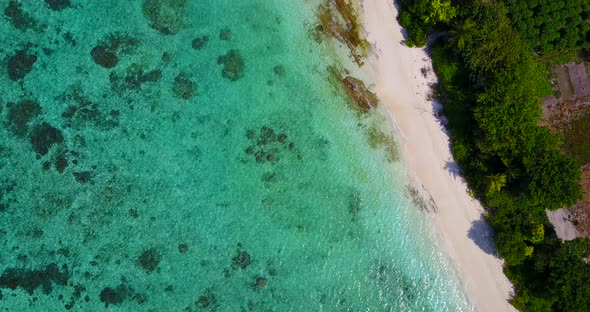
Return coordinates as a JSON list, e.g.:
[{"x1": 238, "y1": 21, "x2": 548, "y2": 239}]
[{"x1": 467, "y1": 216, "x2": 501, "y2": 258}]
